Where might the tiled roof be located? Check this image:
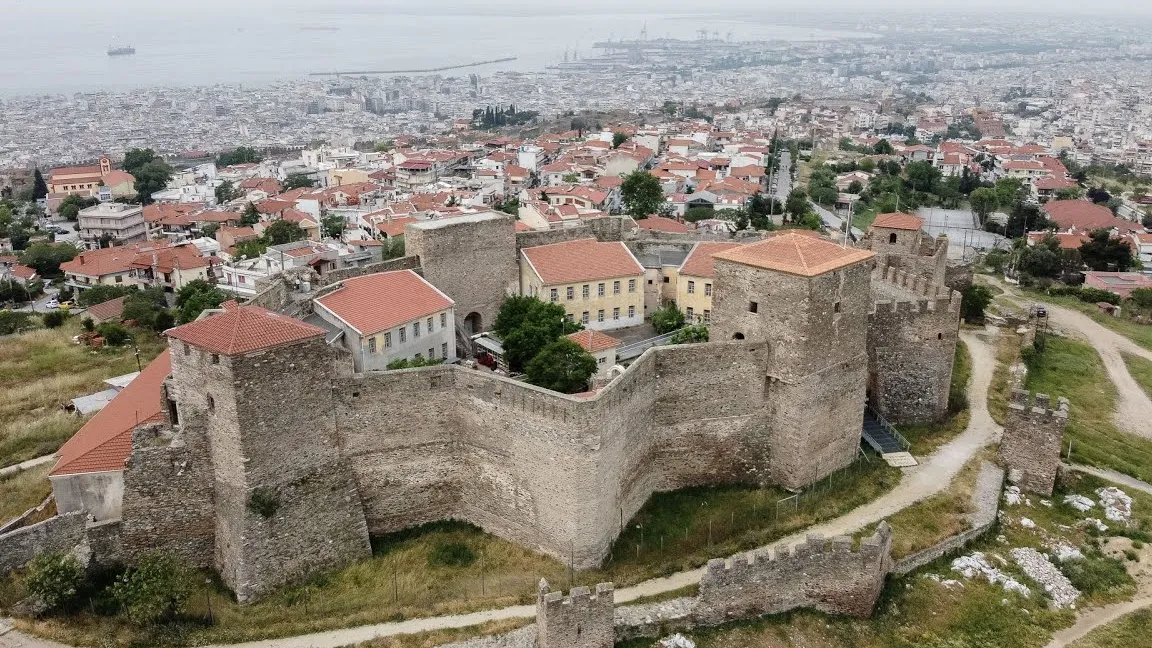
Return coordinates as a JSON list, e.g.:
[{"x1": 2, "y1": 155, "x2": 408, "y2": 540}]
[
  {"x1": 680, "y1": 241, "x2": 744, "y2": 278},
  {"x1": 712, "y1": 232, "x2": 874, "y2": 277},
  {"x1": 51, "y1": 349, "x2": 171, "y2": 476},
  {"x1": 1043, "y1": 200, "x2": 1126, "y2": 232},
  {"x1": 129, "y1": 245, "x2": 209, "y2": 273},
  {"x1": 636, "y1": 216, "x2": 690, "y2": 233},
  {"x1": 521, "y1": 239, "x2": 644, "y2": 285},
  {"x1": 566, "y1": 329, "x2": 622, "y2": 353},
  {"x1": 871, "y1": 212, "x2": 925, "y2": 231},
  {"x1": 60, "y1": 240, "x2": 174, "y2": 277},
  {"x1": 314, "y1": 270, "x2": 454, "y2": 336},
  {"x1": 166, "y1": 305, "x2": 326, "y2": 356},
  {"x1": 86, "y1": 296, "x2": 127, "y2": 321}
]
